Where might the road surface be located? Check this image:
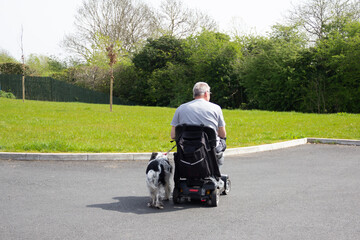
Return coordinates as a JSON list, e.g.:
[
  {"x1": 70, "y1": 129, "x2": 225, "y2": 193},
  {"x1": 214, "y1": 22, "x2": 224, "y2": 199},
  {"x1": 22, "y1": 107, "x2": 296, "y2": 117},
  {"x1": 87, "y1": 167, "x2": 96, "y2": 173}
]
[{"x1": 1, "y1": 144, "x2": 359, "y2": 239}]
